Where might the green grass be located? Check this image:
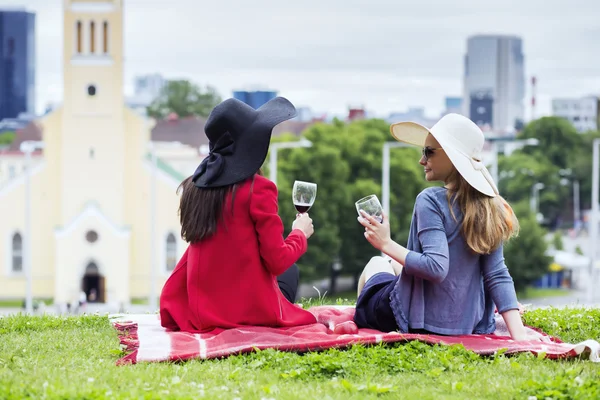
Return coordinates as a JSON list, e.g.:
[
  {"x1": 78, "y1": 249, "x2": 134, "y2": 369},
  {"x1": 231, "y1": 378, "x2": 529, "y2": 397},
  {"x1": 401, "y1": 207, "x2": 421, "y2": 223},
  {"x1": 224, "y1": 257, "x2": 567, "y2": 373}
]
[
  {"x1": 0, "y1": 307, "x2": 599, "y2": 399},
  {"x1": 0, "y1": 298, "x2": 54, "y2": 308},
  {"x1": 315, "y1": 286, "x2": 570, "y2": 305},
  {"x1": 519, "y1": 287, "x2": 572, "y2": 300}
]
